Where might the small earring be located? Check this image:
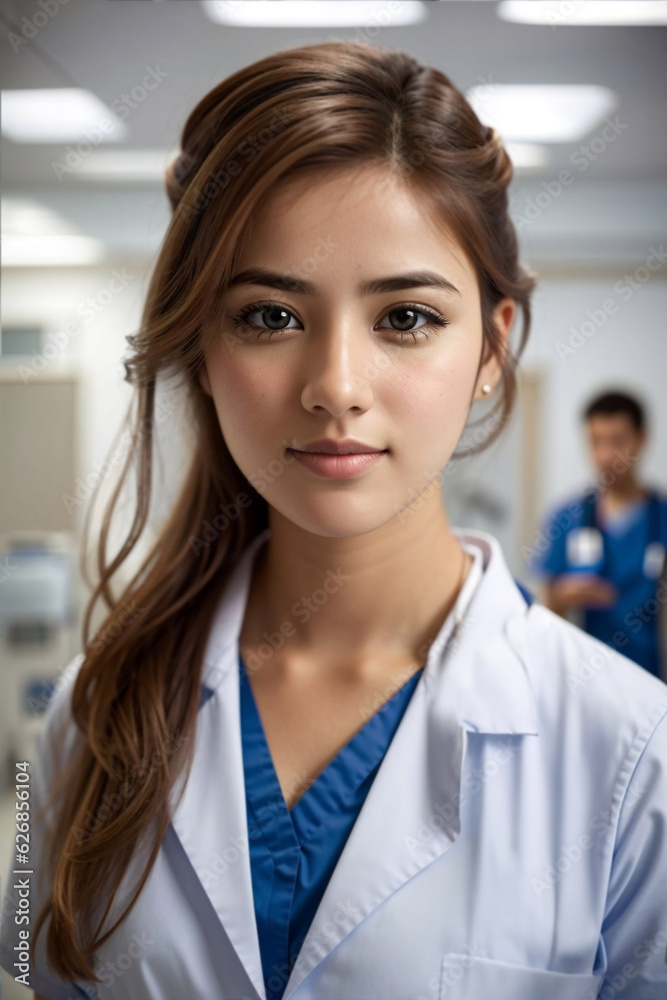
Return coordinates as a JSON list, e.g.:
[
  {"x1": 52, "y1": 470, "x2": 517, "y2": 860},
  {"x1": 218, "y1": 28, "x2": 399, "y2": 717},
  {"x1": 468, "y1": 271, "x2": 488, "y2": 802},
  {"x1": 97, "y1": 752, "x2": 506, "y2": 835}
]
[{"x1": 481, "y1": 383, "x2": 492, "y2": 395}]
